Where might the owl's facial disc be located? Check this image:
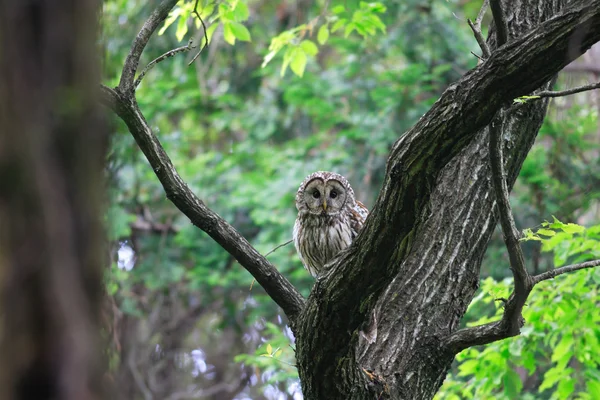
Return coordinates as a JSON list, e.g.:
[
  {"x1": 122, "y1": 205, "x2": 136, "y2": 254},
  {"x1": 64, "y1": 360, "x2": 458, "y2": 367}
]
[
  {"x1": 324, "y1": 180, "x2": 347, "y2": 214},
  {"x1": 303, "y1": 178, "x2": 326, "y2": 214}
]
